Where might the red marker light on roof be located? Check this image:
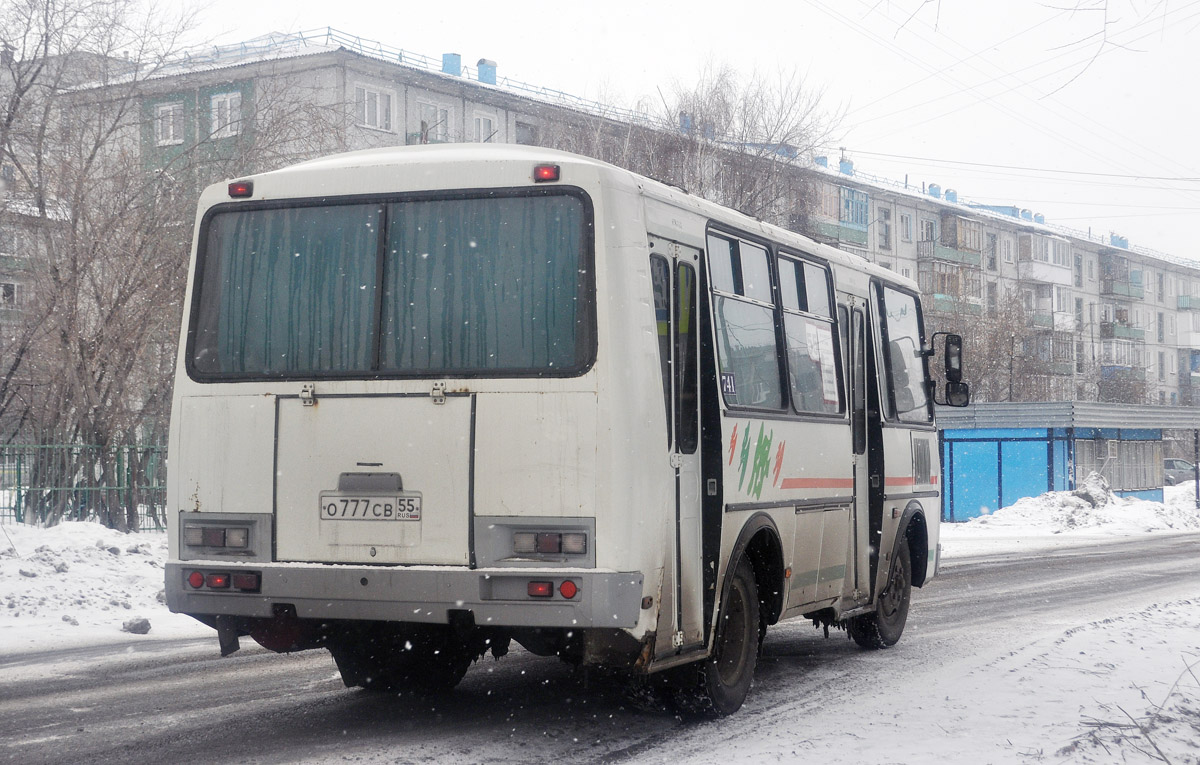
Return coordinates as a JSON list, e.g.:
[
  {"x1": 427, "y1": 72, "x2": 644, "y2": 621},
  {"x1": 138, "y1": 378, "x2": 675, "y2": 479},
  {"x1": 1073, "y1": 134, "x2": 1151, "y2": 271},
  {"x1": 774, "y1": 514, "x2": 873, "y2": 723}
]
[
  {"x1": 533, "y1": 164, "x2": 560, "y2": 182},
  {"x1": 228, "y1": 180, "x2": 253, "y2": 198}
]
